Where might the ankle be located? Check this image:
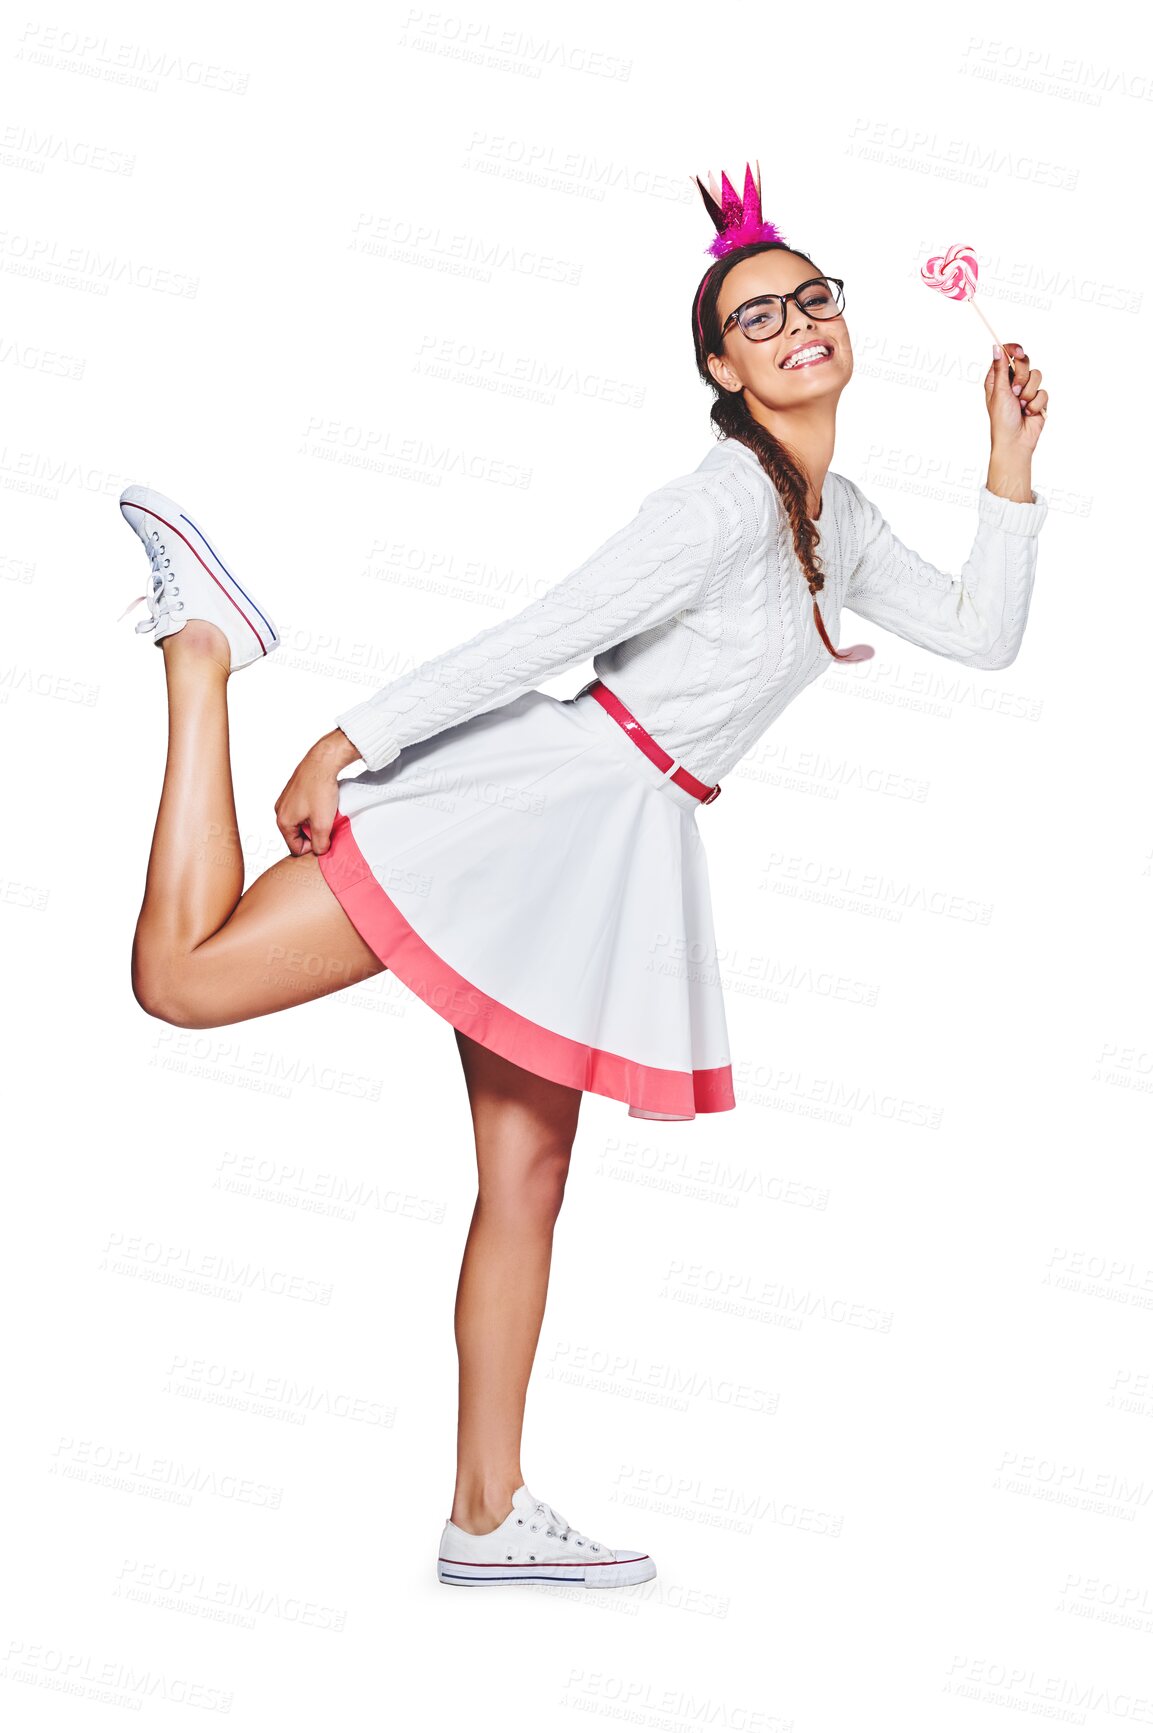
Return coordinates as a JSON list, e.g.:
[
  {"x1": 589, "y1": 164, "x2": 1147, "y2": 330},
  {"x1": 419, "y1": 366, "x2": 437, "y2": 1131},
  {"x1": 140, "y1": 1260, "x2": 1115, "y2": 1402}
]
[
  {"x1": 162, "y1": 620, "x2": 230, "y2": 674},
  {"x1": 450, "y1": 1475, "x2": 523, "y2": 1535}
]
